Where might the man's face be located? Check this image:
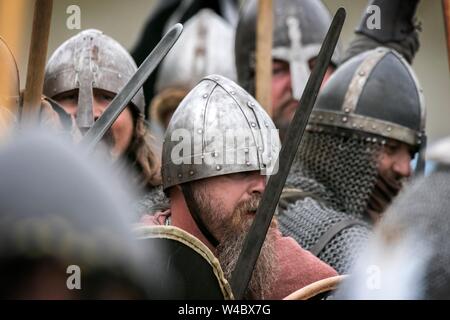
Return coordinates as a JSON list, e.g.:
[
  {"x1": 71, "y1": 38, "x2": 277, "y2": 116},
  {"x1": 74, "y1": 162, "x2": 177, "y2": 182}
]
[
  {"x1": 189, "y1": 171, "x2": 277, "y2": 299},
  {"x1": 54, "y1": 88, "x2": 134, "y2": 158},
  {"x1": 378, "y1": 140, "x2": 413, "y2": 181},
  {"x1": 190, "y1": 171, "x2": 267, "y2": 242},
  {"x1": 368, "y1": 139, "x2": 414, "y2": 222},
  {"x1": 271, "y1": 59, "x2": 334, "y2": 133}
]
